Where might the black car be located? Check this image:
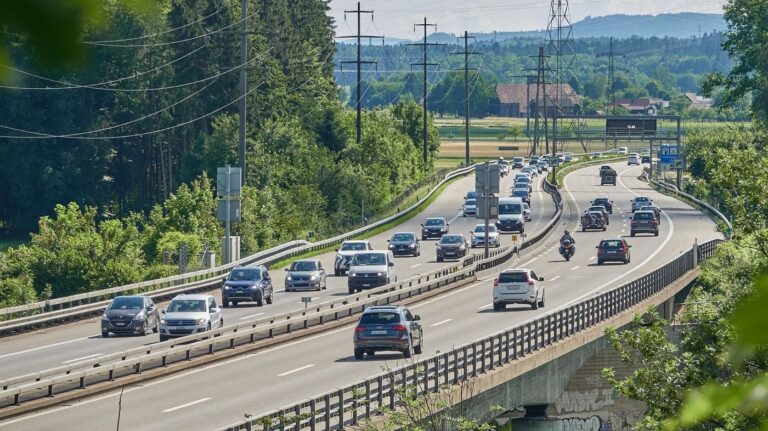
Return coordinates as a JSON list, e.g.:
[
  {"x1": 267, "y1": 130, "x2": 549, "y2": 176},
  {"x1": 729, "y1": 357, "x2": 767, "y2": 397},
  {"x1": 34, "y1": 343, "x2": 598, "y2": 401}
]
[
  {"x1": 591, "y1": 197, "x2": 613, "y2": 213},
  {"x1": 511, "y1": 189, "x2": 531, "y2": 205},
  {"x1": 101, "y1": 295, "x2": 159, "y2": 337},
  {"x1": 641, "y1": 155, "x2": 651, "y2": 164},
  {"x1": 421, "y1": 217, "x2": 449, "y2": 240},
  {"x1": 388, "y1": 232, "x2": 420, "y2": 257},
  {"x1": 436, "y1": 234, "x2": 468, "y2": 262},
  {"x1": 222, "y1": 266, "x2": 274, "y2": 307},
  {"x1": 596, "y1": 239, "x2": 632, "y2": 265}
]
